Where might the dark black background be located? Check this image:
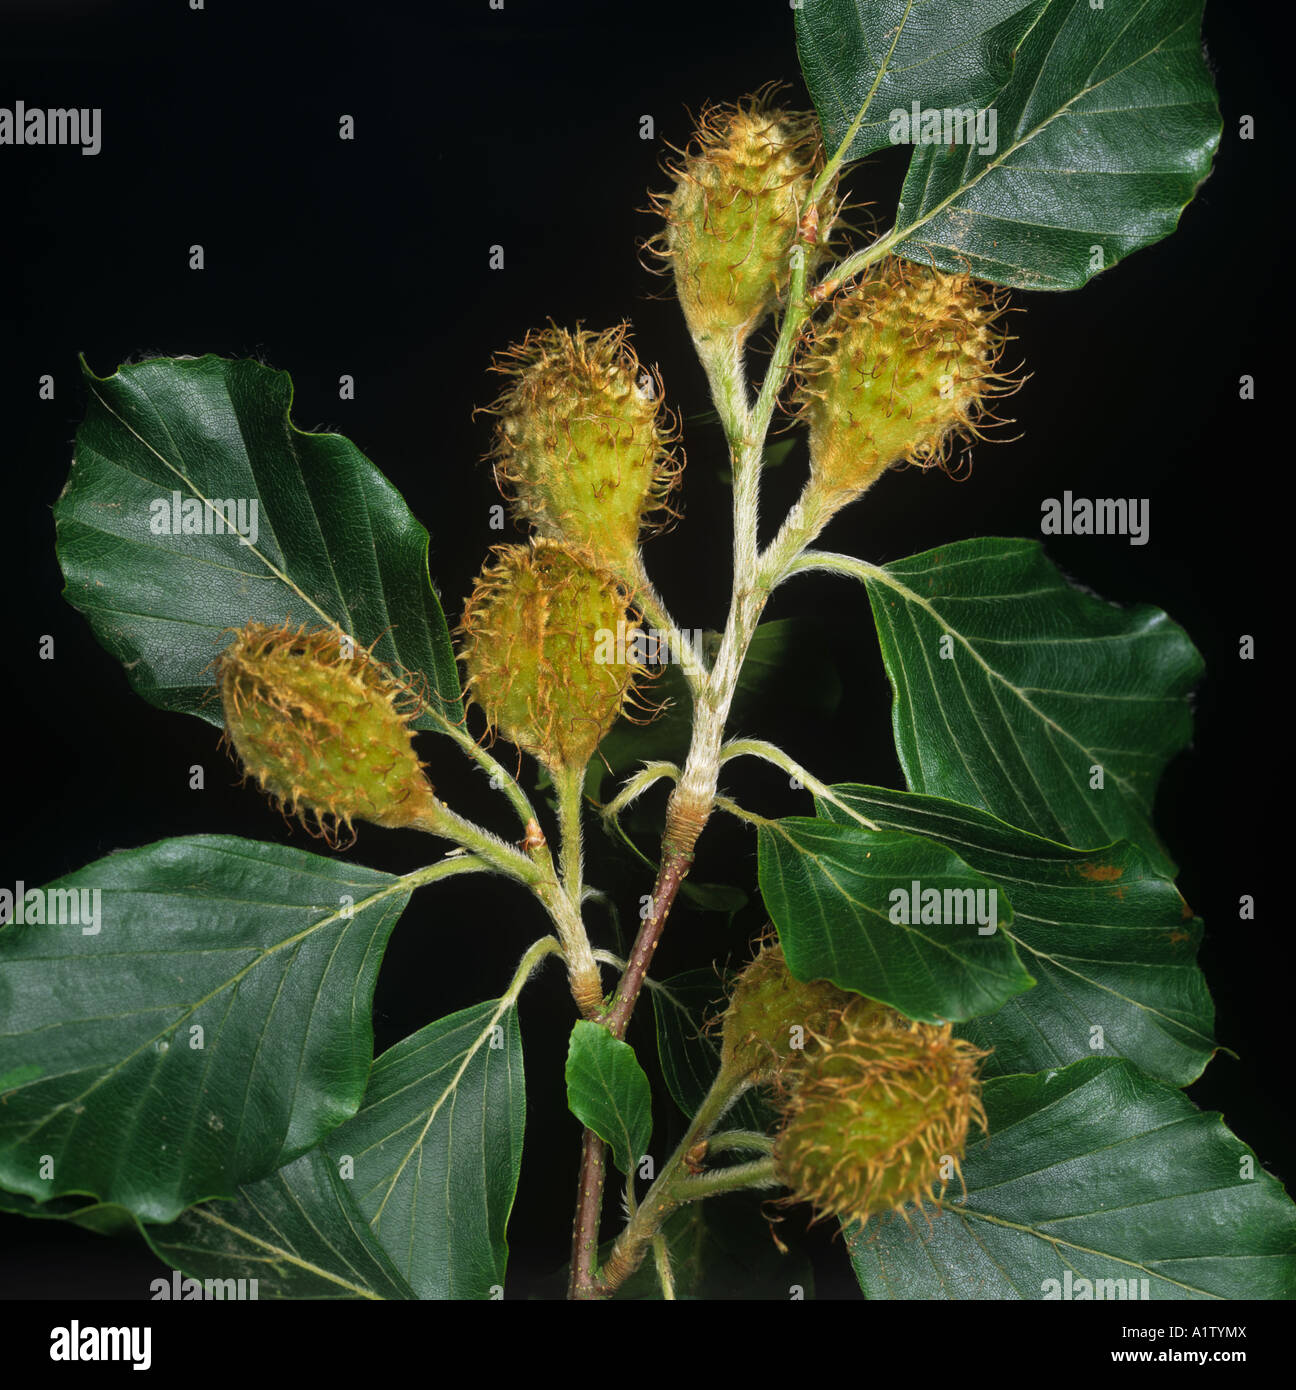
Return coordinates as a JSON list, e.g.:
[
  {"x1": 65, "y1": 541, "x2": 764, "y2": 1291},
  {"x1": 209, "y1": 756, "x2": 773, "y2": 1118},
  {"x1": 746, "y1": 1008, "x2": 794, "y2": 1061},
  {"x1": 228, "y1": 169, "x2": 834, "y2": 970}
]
[{"x1": 0, "y1": 0, "x2": 1287, "y2": 1311}]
